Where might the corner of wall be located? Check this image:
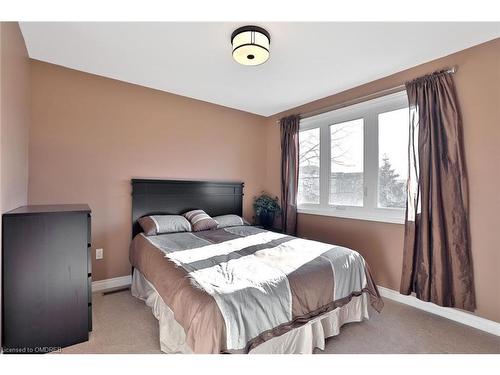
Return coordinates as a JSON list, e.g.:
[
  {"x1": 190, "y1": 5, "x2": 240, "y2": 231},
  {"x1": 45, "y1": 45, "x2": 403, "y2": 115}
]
[
  {"x1": 0, "y1": 22, "x2": 30, "y2": 212},
  {"x1": 263, "y1": 116, "x2": 281, "y2": 199}
]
